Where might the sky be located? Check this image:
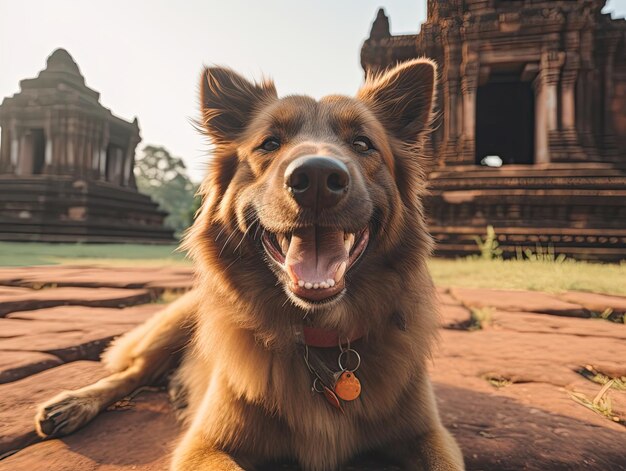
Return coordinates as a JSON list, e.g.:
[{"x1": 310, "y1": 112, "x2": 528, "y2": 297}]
[{"x1": 1, "y1": 0, "x2": 625, "y2": 181}]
